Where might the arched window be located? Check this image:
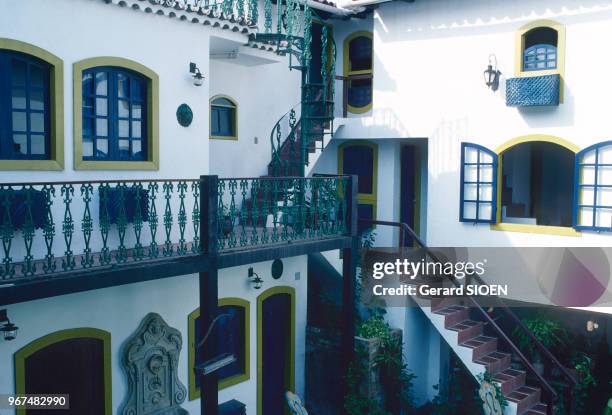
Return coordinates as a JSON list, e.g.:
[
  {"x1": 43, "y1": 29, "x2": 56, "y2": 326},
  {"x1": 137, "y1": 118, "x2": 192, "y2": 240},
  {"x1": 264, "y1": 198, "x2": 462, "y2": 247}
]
[
  {"x1": 523, "y1": 27, "x2": 558, "y2": 71},
  {"x1": 210, "y1": 95, "x2": 237, "y2": 140},
  {"x1": 0, "y1": 39, "x2": 63, "y2": 171},
  {"x1": 74, "y1": 57, "x2": 159, "y2": 170},
  {"x1": 344, "y1": 32, "x2": 373, "y2": 114},
  {"x1": 0, "y1": 51, "x2": 50, "y2": 159},
  {"x1": 188, "y1": 298, "x2": 250, "y2": 400},
  {"x1": 81, "y1": 67, "x2": 148, "y2": 161}
]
